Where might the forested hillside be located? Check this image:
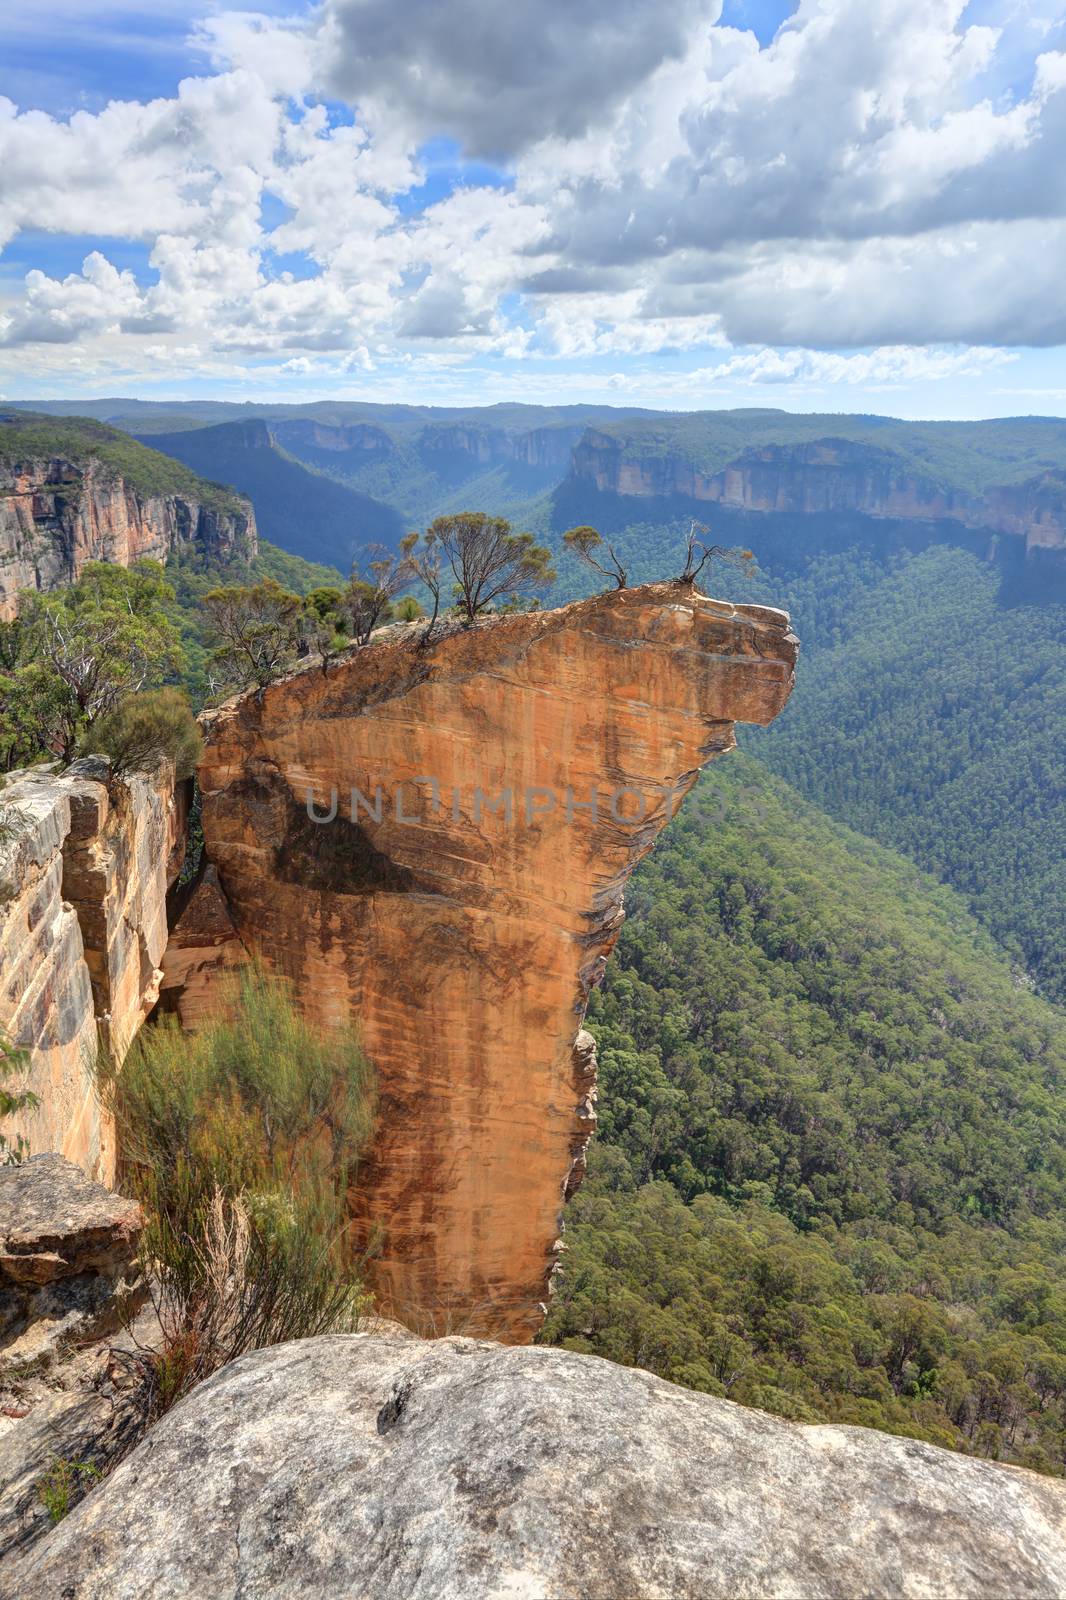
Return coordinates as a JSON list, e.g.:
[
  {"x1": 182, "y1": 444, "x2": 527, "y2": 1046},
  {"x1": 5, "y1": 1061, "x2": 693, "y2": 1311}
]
[{"x1": 543, "y1": 755, "x2": 1066, "y2": 1473}]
